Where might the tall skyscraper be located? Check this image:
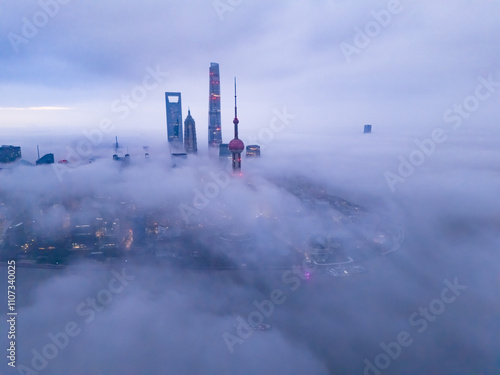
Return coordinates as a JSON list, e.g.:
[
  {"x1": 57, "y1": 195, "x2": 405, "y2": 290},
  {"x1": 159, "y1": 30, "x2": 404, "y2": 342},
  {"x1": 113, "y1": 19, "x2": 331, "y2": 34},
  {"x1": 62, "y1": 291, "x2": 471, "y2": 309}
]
[
  {"x1": 165, "y1": 92, "x2": 183, "y2": 147},
  {"x1": 228, "y1": 78, "x2": 244, "y2": 172},
  {"x1": 184, "y1": 109, "x2": 197, "y2": 154},
  {"x1": 208, "y1": 63, "x2": 222, "y2": 148}
]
